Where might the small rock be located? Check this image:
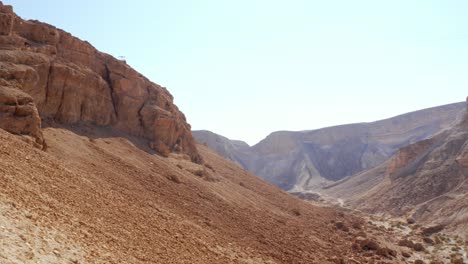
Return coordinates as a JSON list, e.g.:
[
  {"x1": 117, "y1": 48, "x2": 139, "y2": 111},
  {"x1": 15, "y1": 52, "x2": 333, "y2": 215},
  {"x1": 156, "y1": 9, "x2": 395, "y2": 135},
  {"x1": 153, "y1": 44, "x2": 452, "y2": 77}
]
[
  {"x1": 401, "y1": 251, "x2": 411, "y2": 258},
  {"x1": 376, "y1": 247, "x2": 396, "y2": 258},
  {"x1": 422, "y1": 237, "x2": 434, "y2": 245},
  {"x1": 351, "y1": 222, "x2": 362, "y2": 230},
  {"x1": 167, "y1": 174, "x2": 182, "y2": 184},
  {"x1": 451, "y1": 256, "x2": 464, "y2": 264},
  {"x1": 398, "y1": 239, "x2": 414, "y2": 248},
  {"x1": 359, "y1": 239, "x2": 380, "y2": 251},
  {"x1": 330, "y1": 256, "x2": 345, "y2": 264},
  {"x1": 356, "y1": 231, "x2": 367, "y2": 238},
  {"x1": 335, "y1": 221, "x2": 349, "y2": 232},
  {"x1": 413, "y1": 243, "x2": 425, "y2": 252}
]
